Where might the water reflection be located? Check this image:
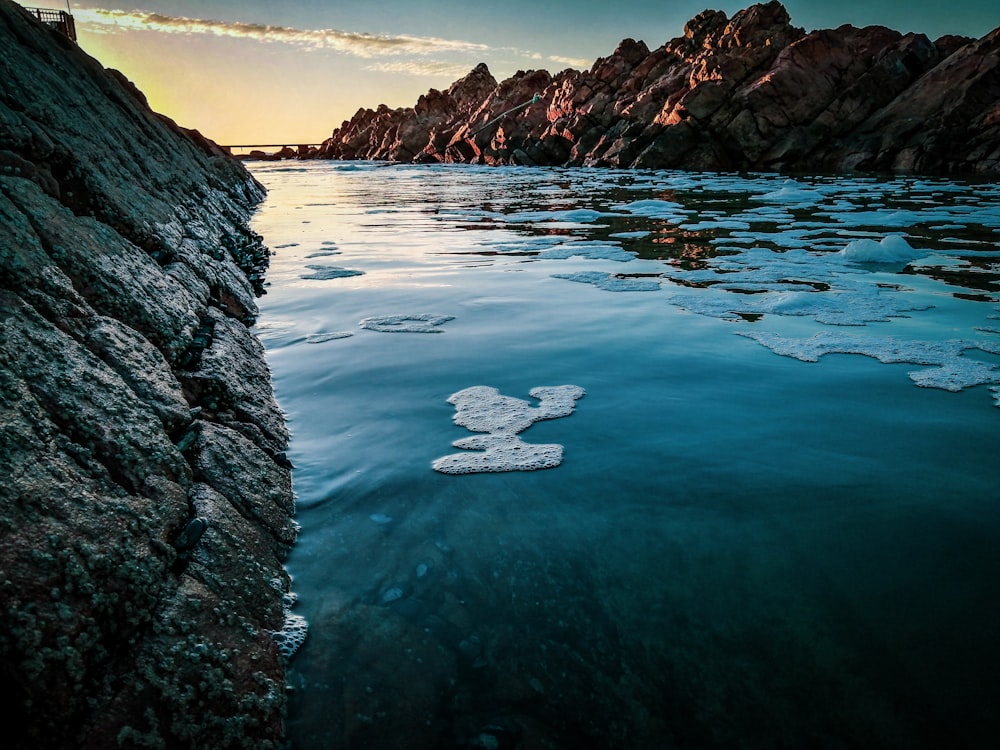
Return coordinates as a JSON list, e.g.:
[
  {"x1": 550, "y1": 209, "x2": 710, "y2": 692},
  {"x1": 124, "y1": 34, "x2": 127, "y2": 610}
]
[{"x1": 250, "y1": 163, "x2": 1000, "y2": 750}]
